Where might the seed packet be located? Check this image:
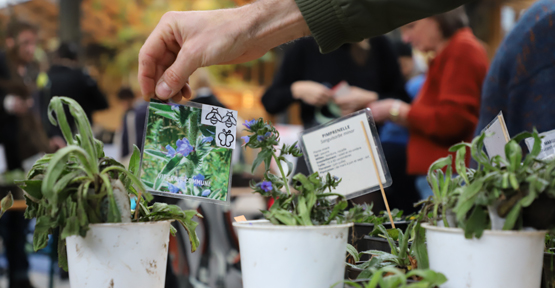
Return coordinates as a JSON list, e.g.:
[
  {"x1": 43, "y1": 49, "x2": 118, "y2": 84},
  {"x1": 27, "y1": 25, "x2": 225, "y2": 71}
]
[{"x1": 139, "y1": 100, "x2": 236, "y2": 204}]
